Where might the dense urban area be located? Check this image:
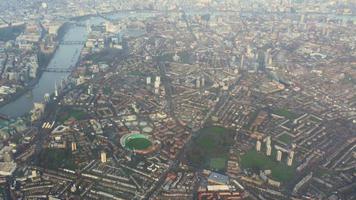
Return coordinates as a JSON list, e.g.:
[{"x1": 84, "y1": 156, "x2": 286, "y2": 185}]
[{"x1": 0, "y1": 0, "x2": 355, "y2": 200}]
